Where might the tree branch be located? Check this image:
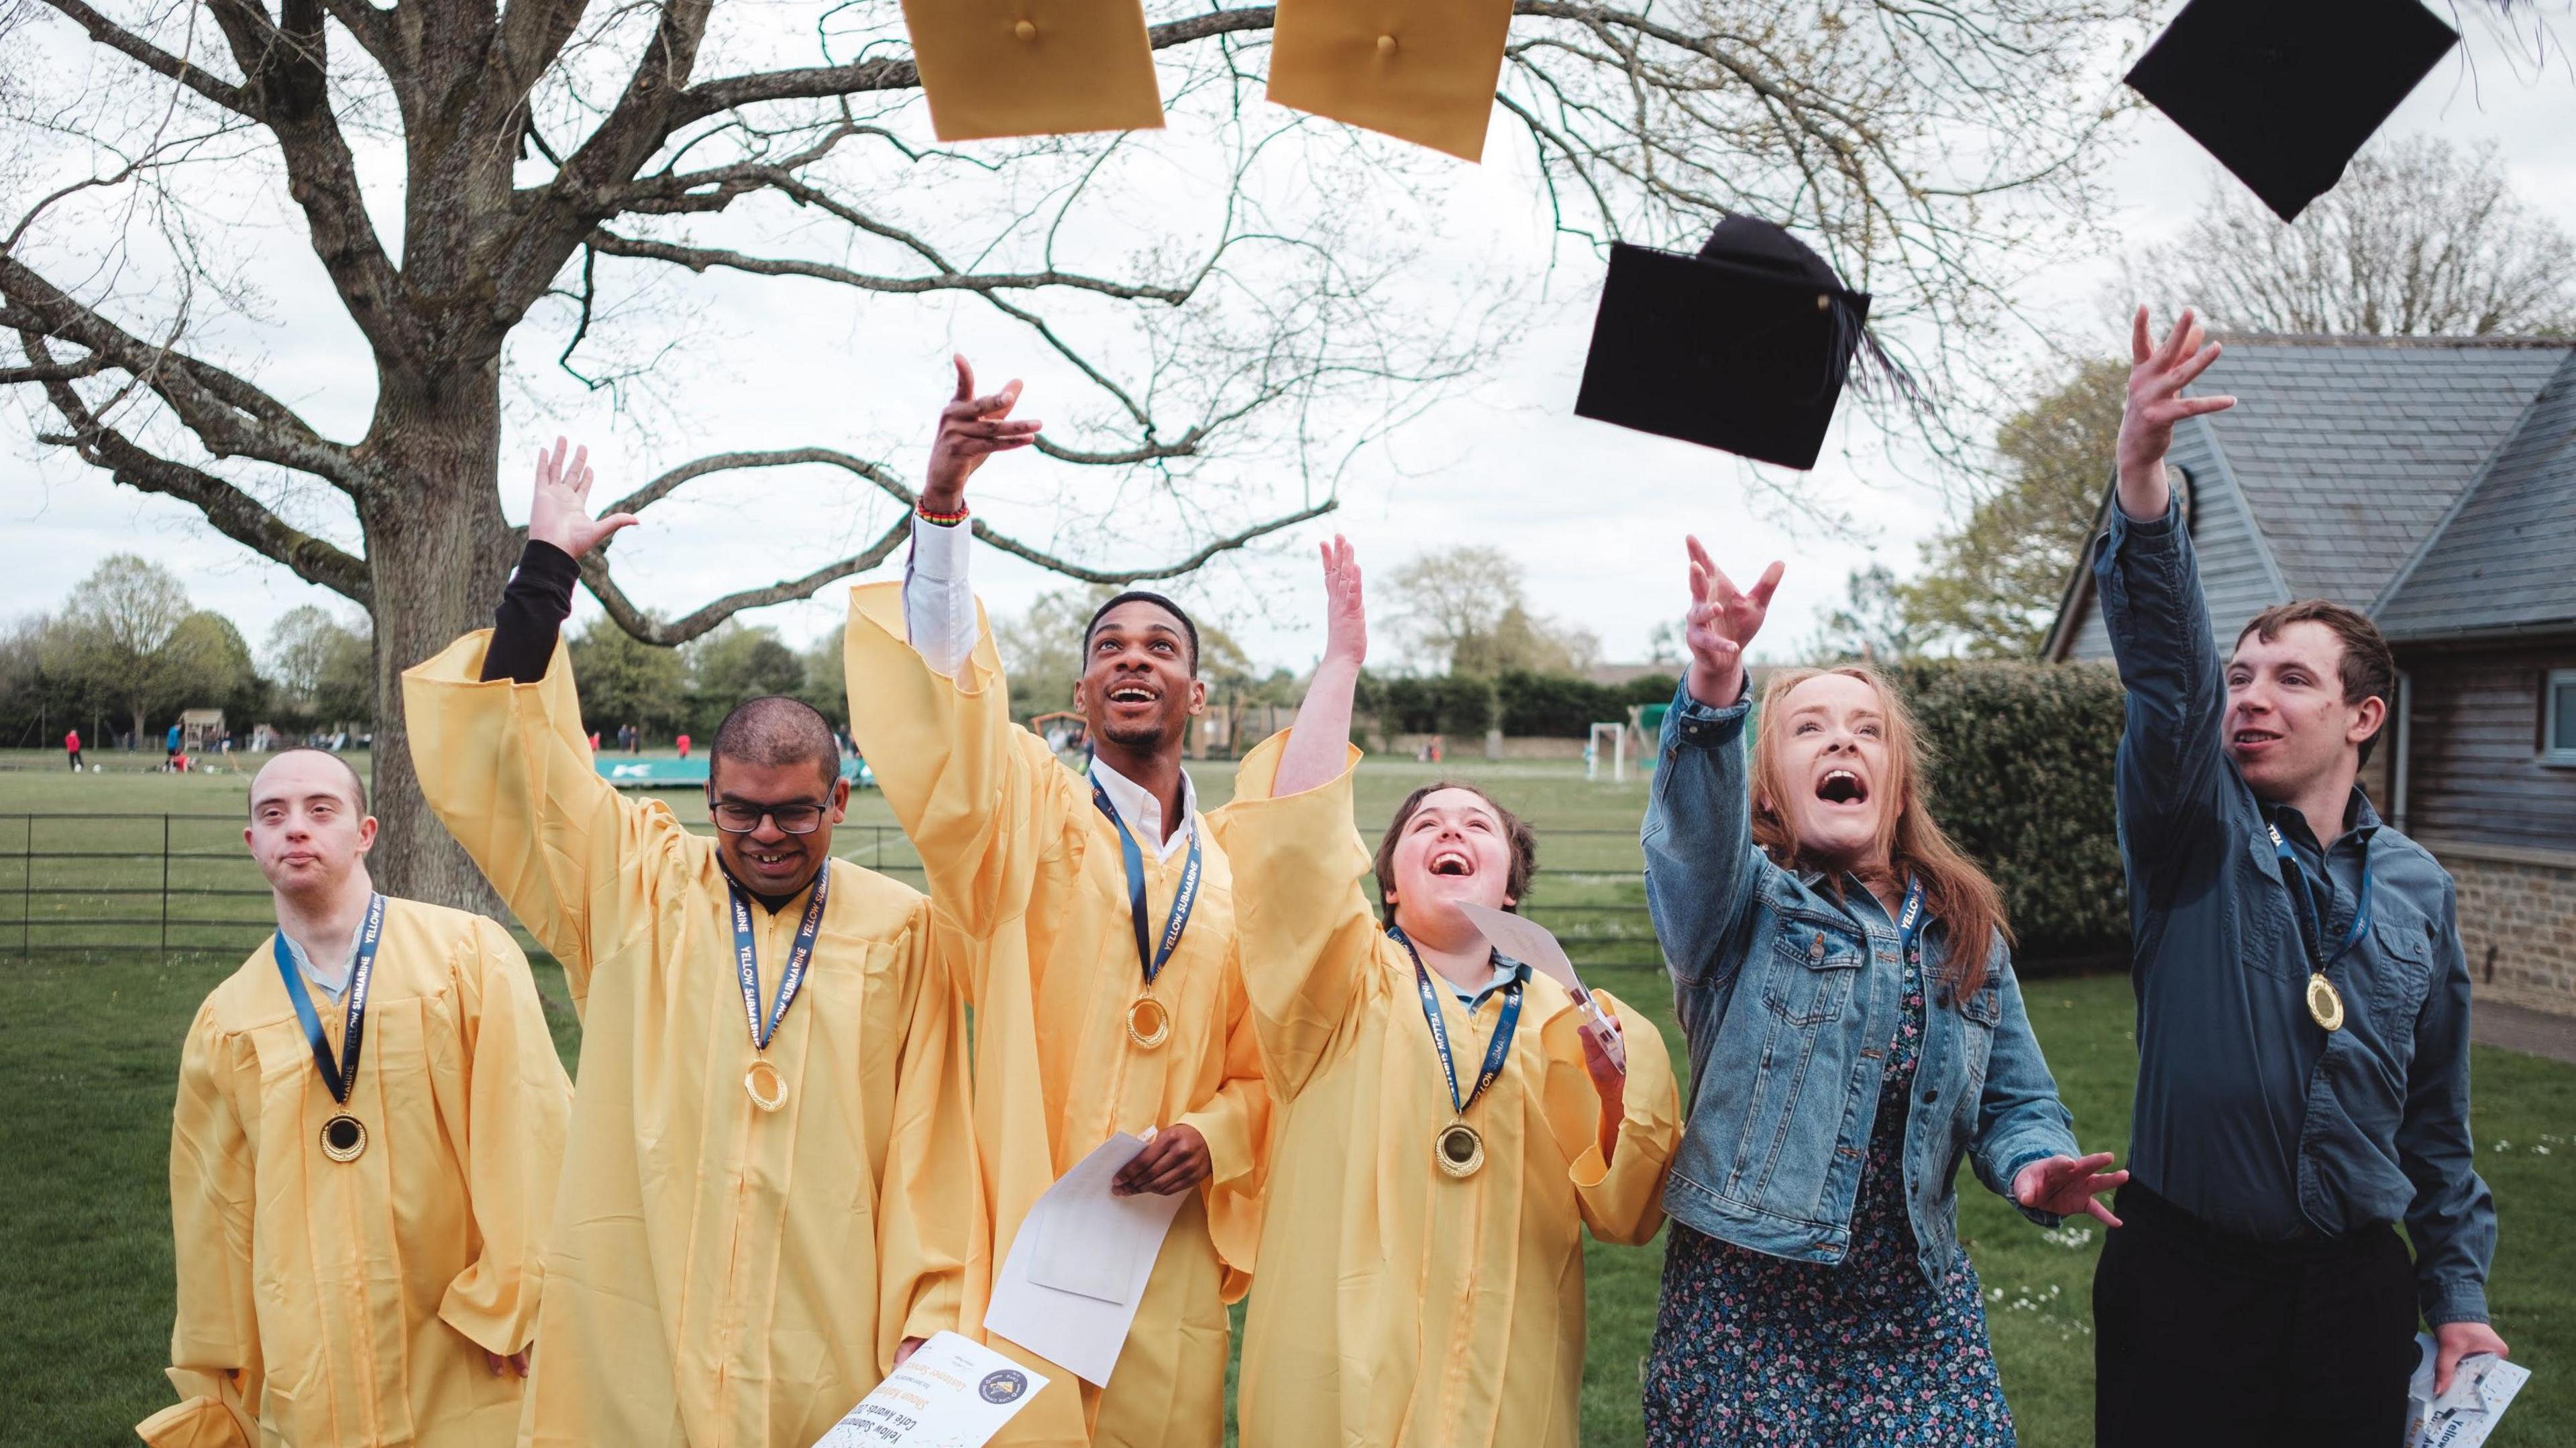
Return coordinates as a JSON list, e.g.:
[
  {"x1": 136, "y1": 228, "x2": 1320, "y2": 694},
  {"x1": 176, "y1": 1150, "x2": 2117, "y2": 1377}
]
[
  {"x1": 578, "y1": 515, "x2": 910, "y2": 645},
  {"x1": 965, "y1": 499, "x2": 1337, "y2": 583},
  {"x1": 586, "y1": 229, "x2": 1195, "y2": 304},
  {"x1": 36, "y1": 0, "x2": 260, "y2": 118},
  {"x1": 600, "y1": 445, "x2": 906, "y2": 520},
  {"x1": 23, "y1": 338, "x2": 372, "y2": 604},
  {"x1": 0, "y1": 254, "x2": 367, "y2": 492}
]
